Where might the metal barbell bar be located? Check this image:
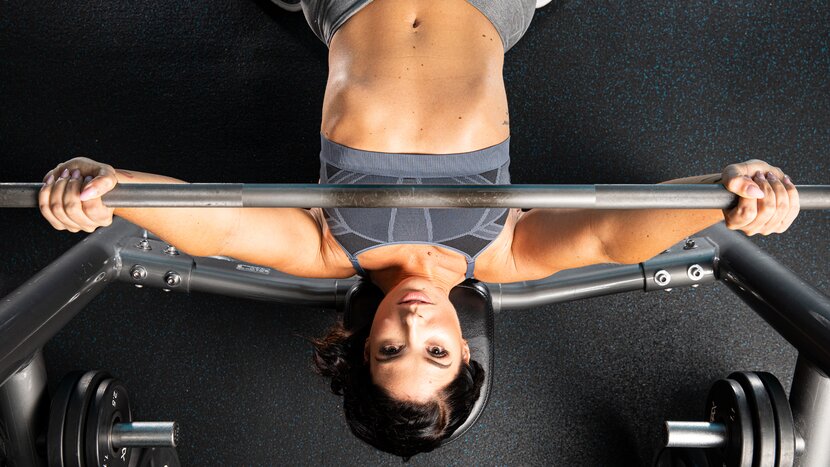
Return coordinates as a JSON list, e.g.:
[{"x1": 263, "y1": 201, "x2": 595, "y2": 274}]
[
  {"x1": 1, "y1": 183, "x2": 829, "y2": 209},
  {"x1": 110, "y1": 421, "x2": 178, "y2": 448}
]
